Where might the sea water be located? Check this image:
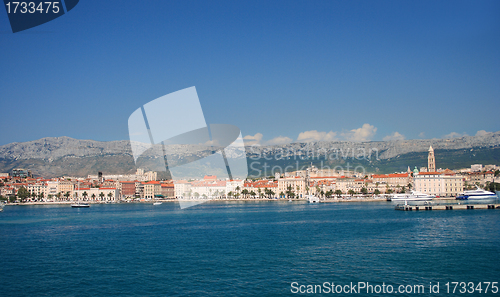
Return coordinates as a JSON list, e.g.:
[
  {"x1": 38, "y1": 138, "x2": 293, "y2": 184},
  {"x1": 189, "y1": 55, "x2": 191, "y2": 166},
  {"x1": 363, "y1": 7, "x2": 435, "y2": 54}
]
[{"x1": 1, "y1": 201, "x2": 499, "y2": 296}]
